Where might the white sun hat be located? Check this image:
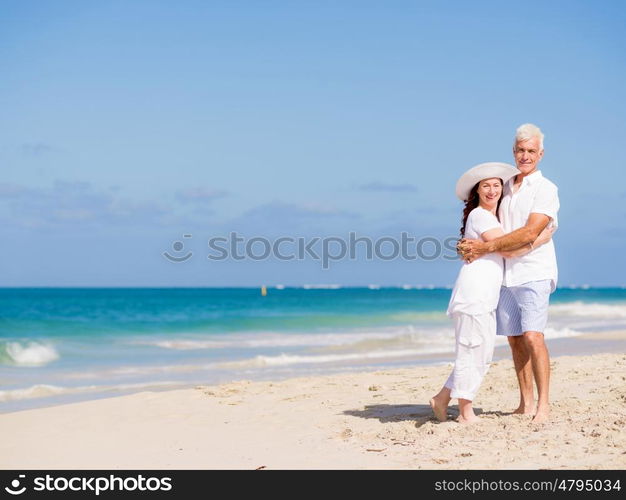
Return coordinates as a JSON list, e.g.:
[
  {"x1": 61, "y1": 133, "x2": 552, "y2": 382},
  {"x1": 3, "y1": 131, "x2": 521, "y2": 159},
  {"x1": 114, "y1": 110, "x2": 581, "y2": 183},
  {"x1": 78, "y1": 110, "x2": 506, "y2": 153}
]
[{"x1": 455, "y1": 162, "x2": 519, "y2": 201}]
